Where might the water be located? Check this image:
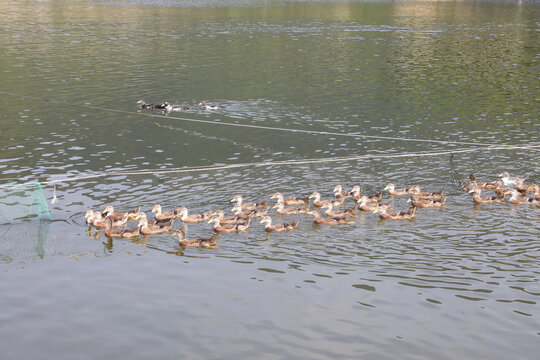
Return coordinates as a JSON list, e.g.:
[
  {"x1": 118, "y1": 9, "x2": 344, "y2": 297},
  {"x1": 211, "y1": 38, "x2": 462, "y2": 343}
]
[{"x1": 1, "y1": 1, "x2": 539, "y2": 359}]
